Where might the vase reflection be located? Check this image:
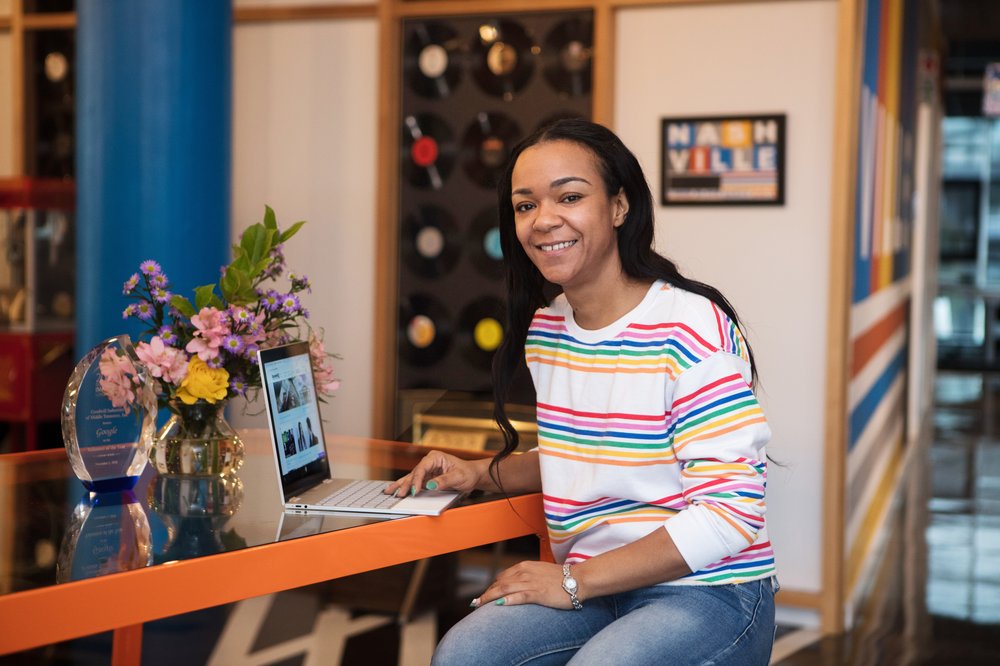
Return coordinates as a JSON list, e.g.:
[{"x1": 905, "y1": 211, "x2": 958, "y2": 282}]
[
  {"x1": 149, "y1": 474, "x2": 247, "y2": 560},
  {"x1": 56, "y1": 490, "x2": 153, "y2": 583}
]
